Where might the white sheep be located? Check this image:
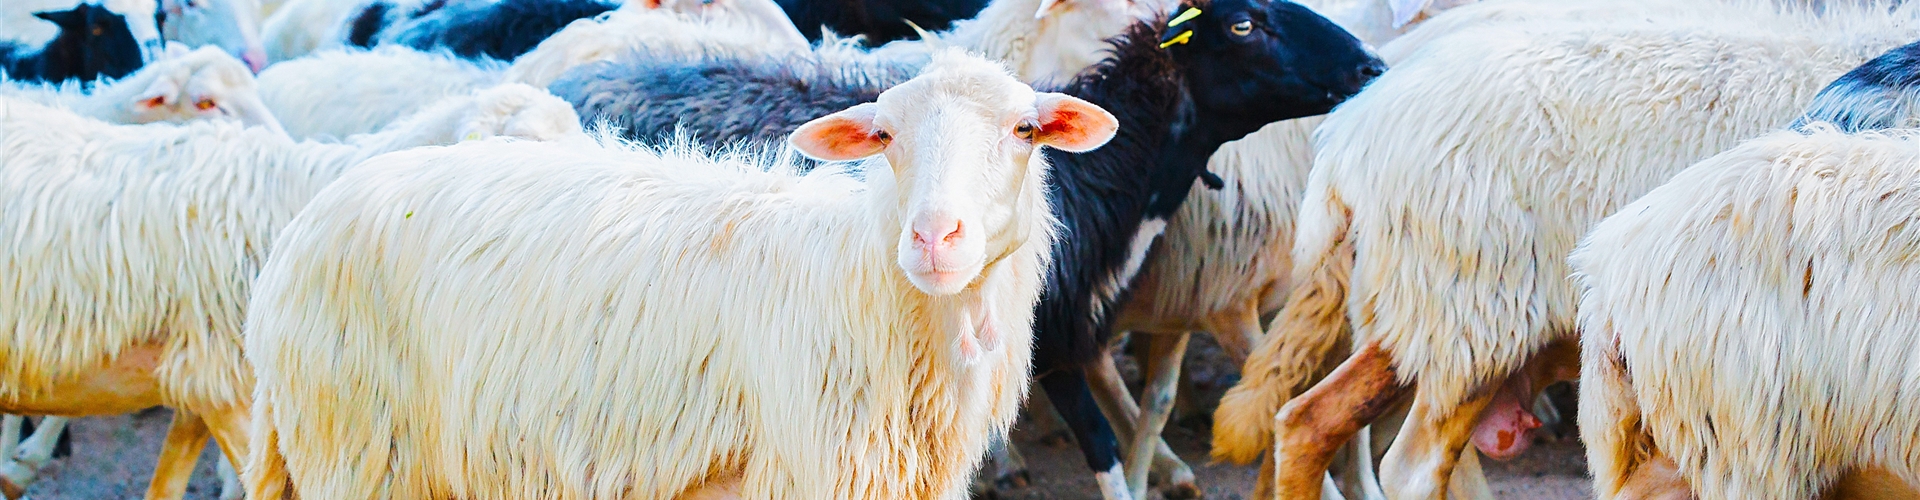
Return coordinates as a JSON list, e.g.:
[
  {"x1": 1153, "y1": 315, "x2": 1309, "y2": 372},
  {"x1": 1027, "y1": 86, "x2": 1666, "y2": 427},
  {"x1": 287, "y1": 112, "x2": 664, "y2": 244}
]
[
  {"x1": 4, "y1": 46, "x2": 282, "y2": 131},
  {"x1": 0, "y1": 82, "x2": 584, "y2": 500},
  {"x1": 239, "y1": 51, "x2": 1117, "y2": 499},
  {"x1": 1572, "y1": 125, "x2": 1920, "y2": 499},
  {"x1": 0, "y1": 45, "x2": 280, "y2": 500},
  {"x1": 1213, "y1": 0, "x2": 1920, "y2": 498},
  {"x1": 259, "y1": 0, "x2": 384, "y2": 63},
  {"x1": 499, "y1": 0, "x2": 811, "y2": 88},
  {"x1": 1201, "y1": 2, "x2": 1832, "y2": 496},
  {"x1": 256, "y1": 46, "x2": 503, "y2": 140}
]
